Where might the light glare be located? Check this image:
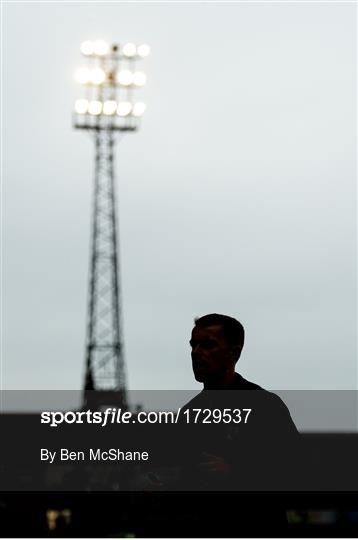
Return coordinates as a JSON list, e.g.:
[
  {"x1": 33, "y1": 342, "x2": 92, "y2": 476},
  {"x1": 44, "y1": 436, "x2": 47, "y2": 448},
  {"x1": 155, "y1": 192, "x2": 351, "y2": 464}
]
[
  {"x1": 137, "y1": 44, "x2": 150, "y2": 58},
  {"x1": 80, "y1": 41, "x2": 94, "y2": 55},
  {"x1": 132, "y1": 102, "x2": 146, "y2": 117},
  {"x1": 90, "y1": 68, "x2": 106, "y2": 85},
  {"x1": 103, "y1": 100, "x2": 117, "y2": 115},
  {"x1": 75, "y1": 67, "x2": 91, "y2": 84},
  {"x1": 88, "y1": 100, "x2": 102, "y2": 115},
  {"x1": 75, "y1": 99, "x2": 89, "y2": 114},
  {"x1": 133, "y1": 71, "x2": 146, "y2": 87},
  {"x1": 117, "y1": 70, "x2": 133, "y2": 86},
  {"x1": 122, "y1": 43, "x2": 136, "y2": 57},
  {"x1": 93, "y1": 40, "x2": 109, "y2": 56},
  {"x1": 117, "y1": 101, "x2": 132, "y2": 116}
]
